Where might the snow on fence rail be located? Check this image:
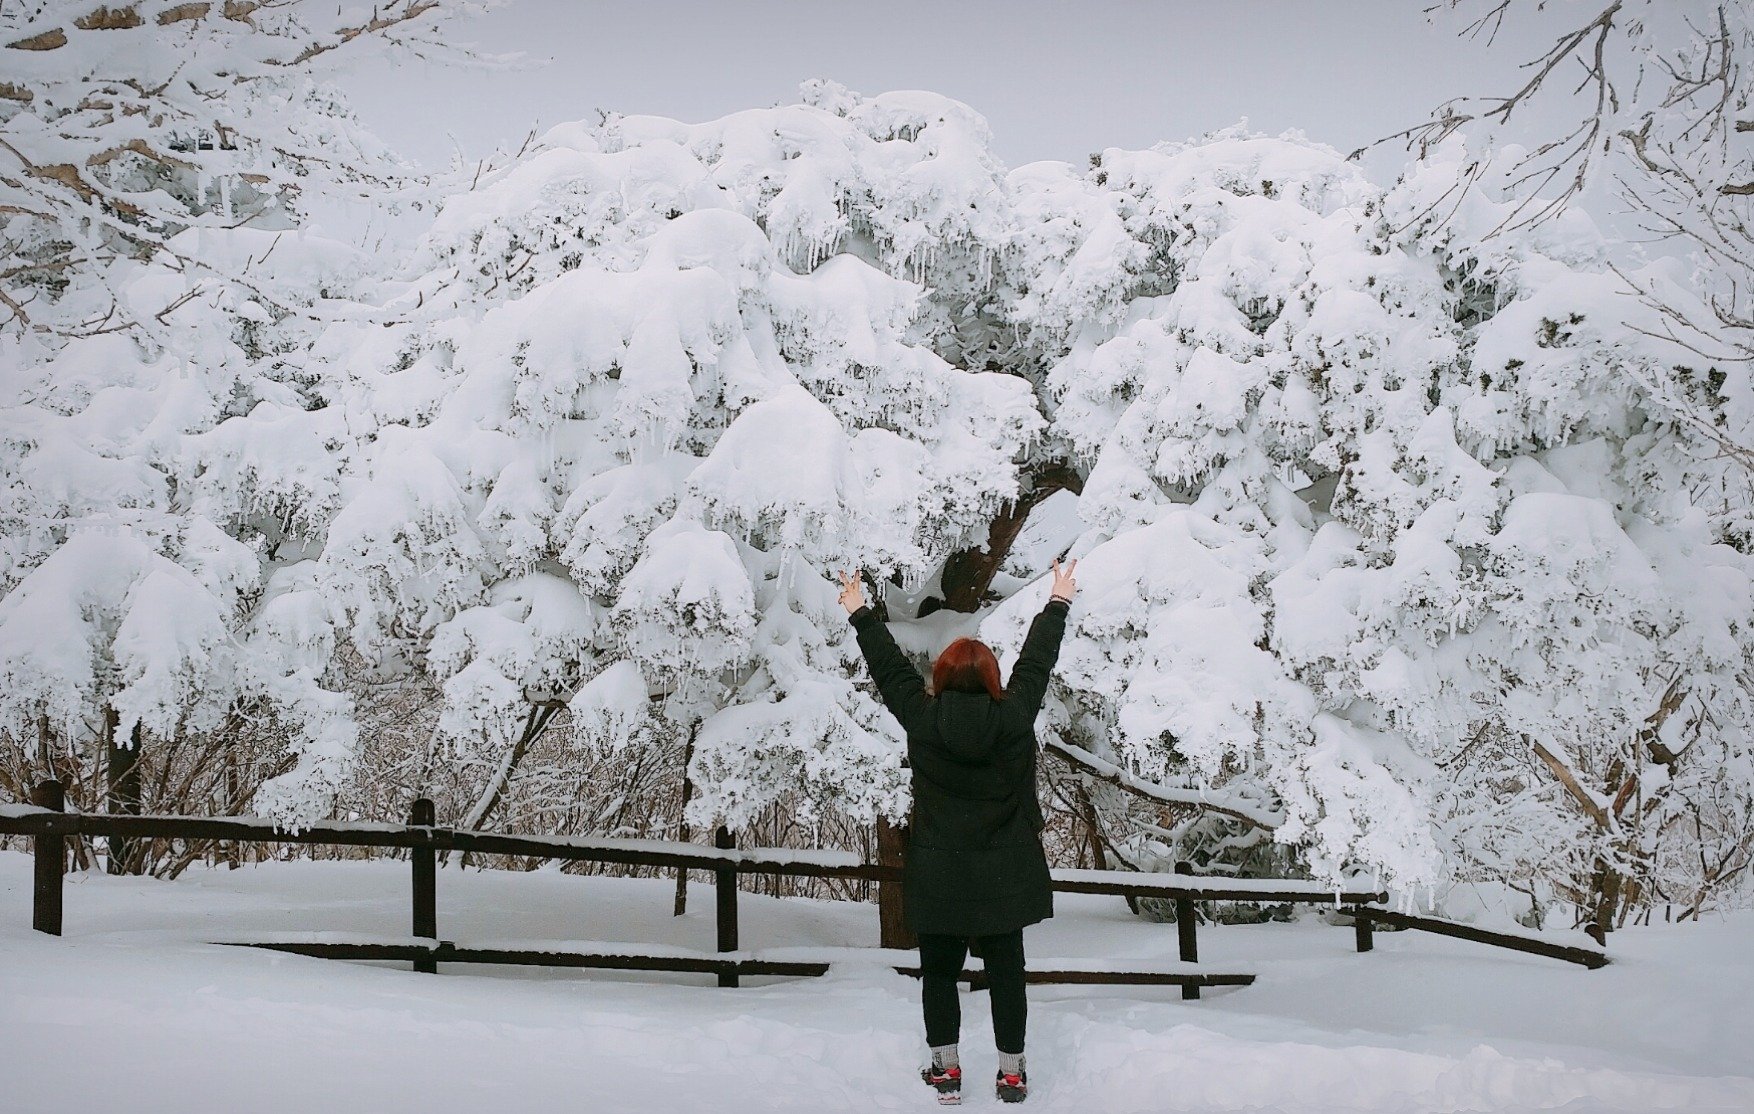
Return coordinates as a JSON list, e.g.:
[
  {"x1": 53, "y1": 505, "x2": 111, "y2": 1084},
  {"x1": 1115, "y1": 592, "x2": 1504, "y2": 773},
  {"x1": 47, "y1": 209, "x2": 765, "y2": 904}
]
[{"x1": 0, "y1": 780, "x2": 1604, "y2": 992}]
